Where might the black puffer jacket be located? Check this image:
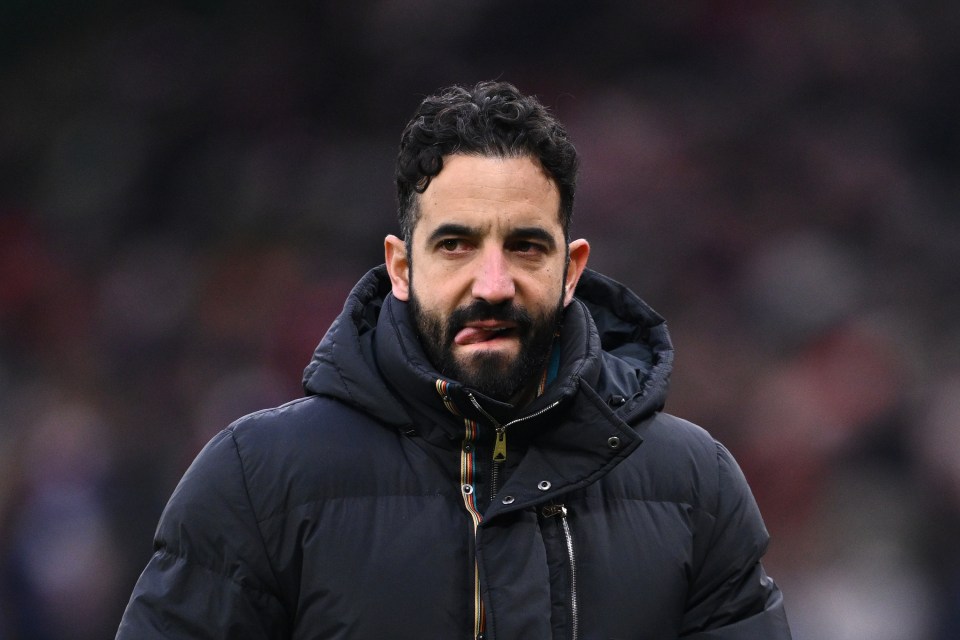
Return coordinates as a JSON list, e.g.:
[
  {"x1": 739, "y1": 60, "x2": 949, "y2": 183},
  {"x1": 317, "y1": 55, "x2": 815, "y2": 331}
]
[{"x1": 117, "y1": 266, "x2": 791, "y2": 639}]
